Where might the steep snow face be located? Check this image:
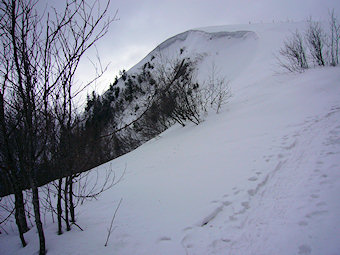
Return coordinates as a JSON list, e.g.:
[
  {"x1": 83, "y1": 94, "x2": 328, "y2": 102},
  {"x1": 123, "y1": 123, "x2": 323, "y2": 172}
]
[
  {"x1": 1, "y1": 22, "x2": 340, "y2": 255},
  {"x1": 127, "y1": 28, "x2": 259, "y2": 82}
]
